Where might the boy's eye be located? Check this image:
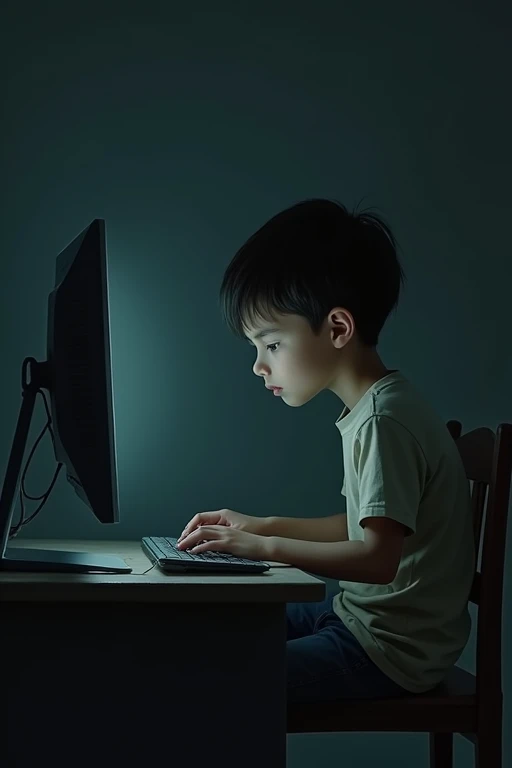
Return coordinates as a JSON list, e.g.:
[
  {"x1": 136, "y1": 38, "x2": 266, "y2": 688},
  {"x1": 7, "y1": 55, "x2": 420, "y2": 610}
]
[{"x1": 266, "y1": 343, "x2": 279, "y2": 352}]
